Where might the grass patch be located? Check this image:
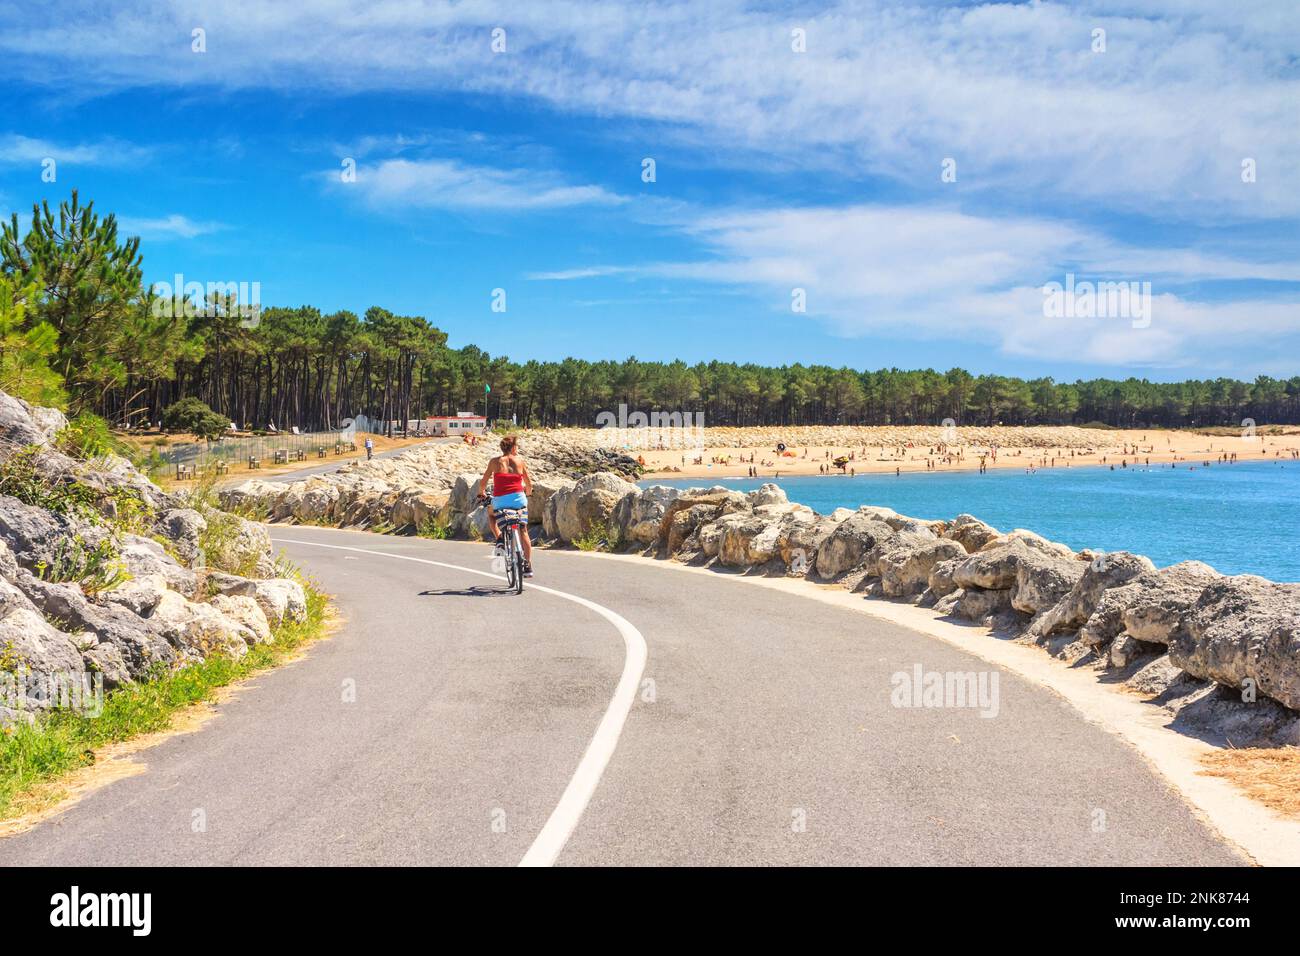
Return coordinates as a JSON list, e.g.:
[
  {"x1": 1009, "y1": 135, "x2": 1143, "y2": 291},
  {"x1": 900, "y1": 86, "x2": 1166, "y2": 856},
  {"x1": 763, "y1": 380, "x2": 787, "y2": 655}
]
[
  {"x1": 34, "y1": 535, "x2": 131, "y2": 597},
  {"x1": 573, "y1": 519, "x2": 619, "y2": 552},
  {"x1": 0, "y1": 581, "x2": 329, "y2": 822},
  {"x1": 416, "y1": 513, "x2": 452, "y2": 540},
  {"x1": 1200, "y1": 745, "x2": 1300, "y2": 818}
]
